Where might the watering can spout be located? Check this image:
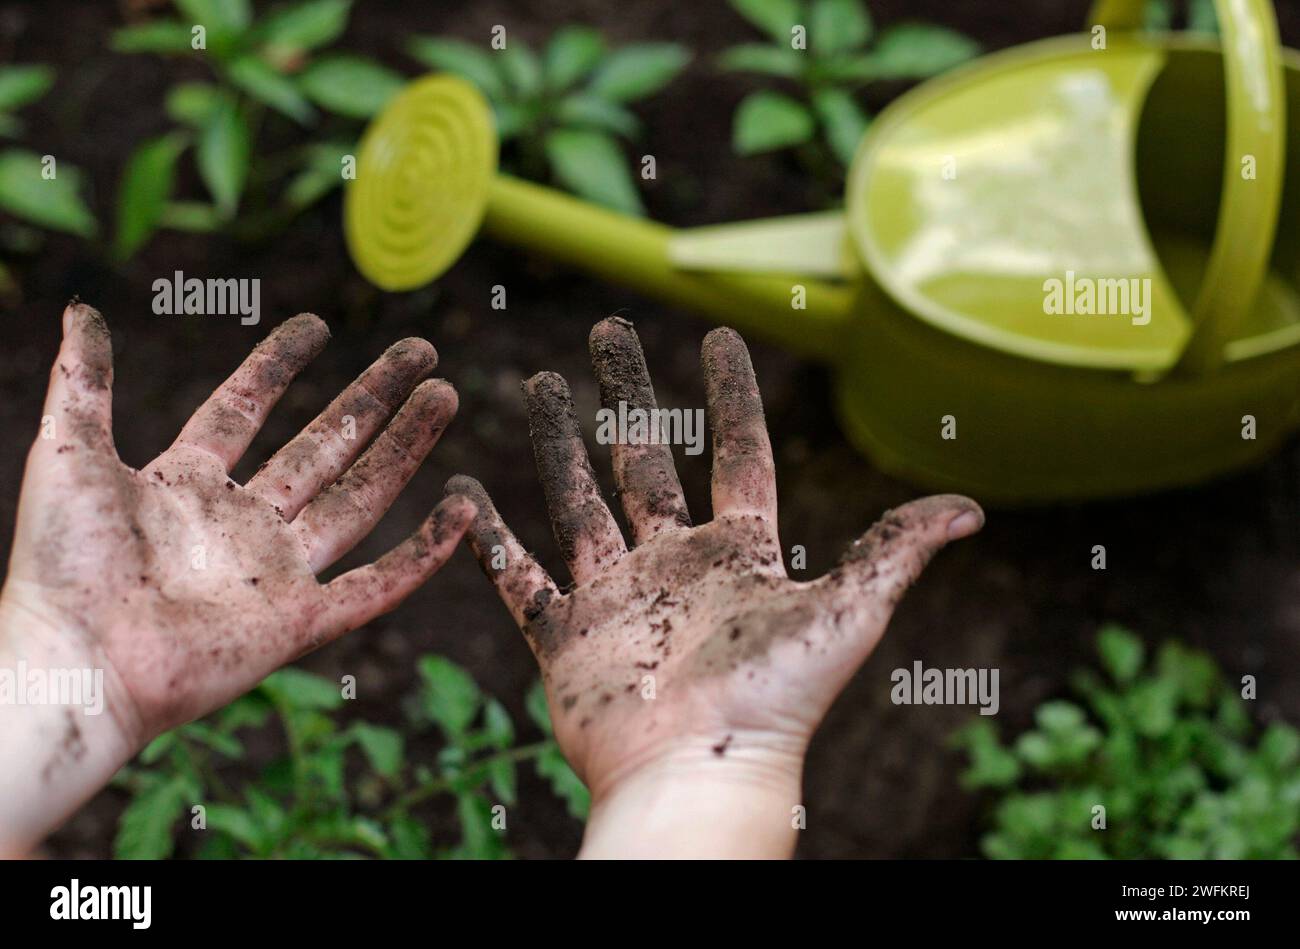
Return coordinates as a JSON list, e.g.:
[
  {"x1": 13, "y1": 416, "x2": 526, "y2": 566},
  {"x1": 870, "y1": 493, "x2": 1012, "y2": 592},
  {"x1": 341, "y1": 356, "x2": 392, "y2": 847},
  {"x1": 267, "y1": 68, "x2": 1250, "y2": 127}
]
[{"x1": 482, "y1": 175, "x2": 855, "y2": 362}]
